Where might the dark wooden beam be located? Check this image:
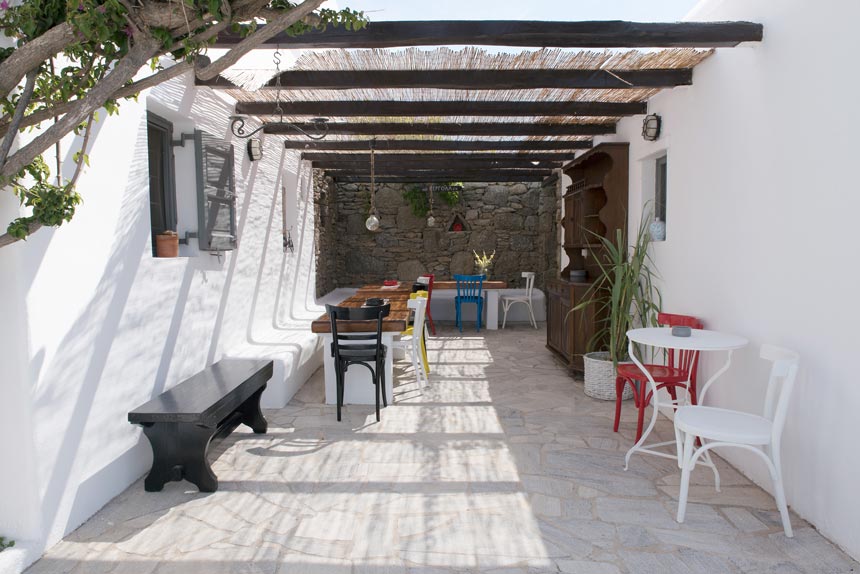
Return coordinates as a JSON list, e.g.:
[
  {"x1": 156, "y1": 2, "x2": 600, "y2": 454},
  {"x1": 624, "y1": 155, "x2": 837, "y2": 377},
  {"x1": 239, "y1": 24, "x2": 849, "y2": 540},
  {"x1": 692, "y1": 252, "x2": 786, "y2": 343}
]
[
  {"x1": 325, "y1": 168, "x2": 552, "y2": 178},
  {"x1": 317, "y1": 158, "x2": 561, "y2": 170},
  {"x1": 264, "y1": 122, "x2": 614, "y2": 136},
  {"x1": 237, "y1": 100, "x2": 646, "y2": 117},
  {"x1": 303, "y1": 152, "x2": 576, "y2": 162},
  {"x1": 213, "y1": 20, "x2": 763, "y2": 49},
  {"x1": 333, "y1": 174, "x2": 549, "y2": 183},
  {"x1": 200, "y1": 68, "x2": 692, "y2": 90},
  {"x1": 284, "y1": 139, "x2": 593, "y2": 151}
]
